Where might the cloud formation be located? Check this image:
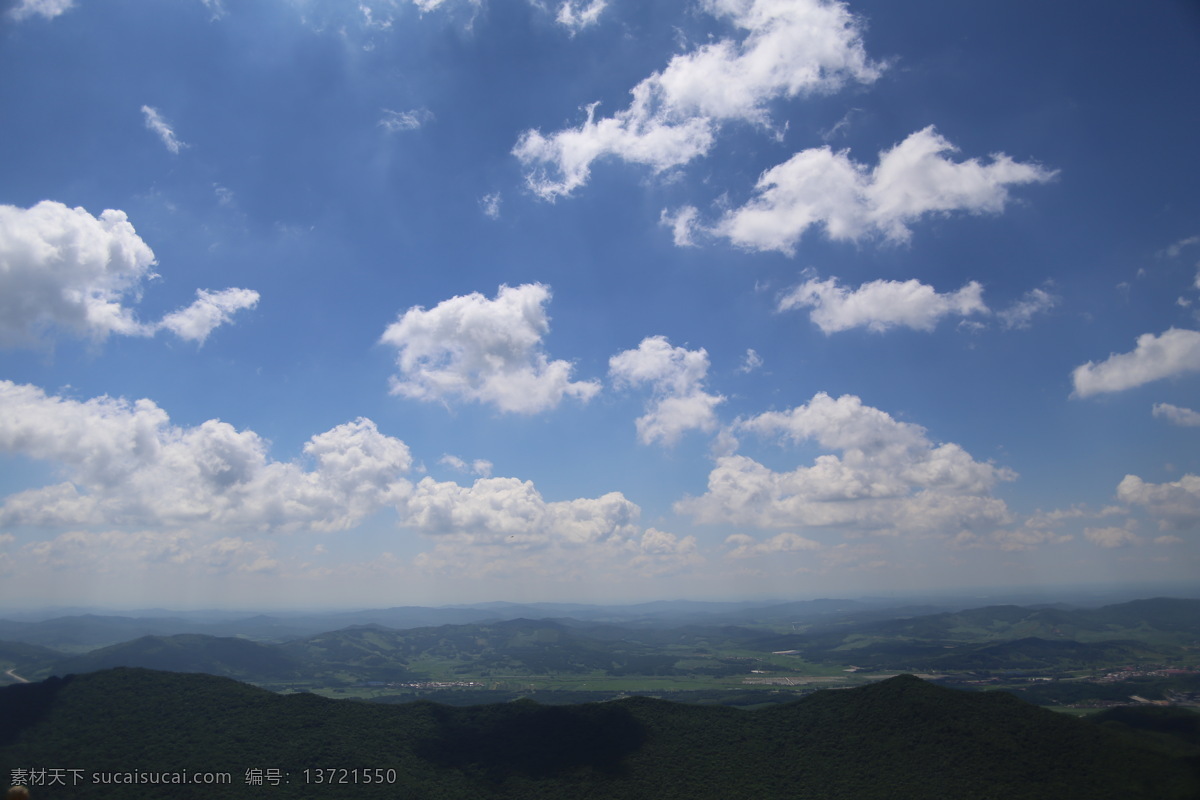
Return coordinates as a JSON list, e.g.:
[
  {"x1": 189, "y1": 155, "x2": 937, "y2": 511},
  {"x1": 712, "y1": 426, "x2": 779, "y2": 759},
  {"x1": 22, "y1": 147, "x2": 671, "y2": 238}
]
[
  {"x1": 677, "y1": 392, "x2": 1014, "y2": 536},
  {"x1": 0, "y1": 381, "x2": 414, "y2": 533},
  {"x1": 379, "y1": 108, "x2": 434, "y2": 133},
  {"x1": 407, "y1": 477, "x2": 700, "y2": 579},
  {"x1": 778, "y1": 275, "x2": 987, "y2": 333},
  {"x1": 1152, "y1": 403, "x2": 1200, "y2": 427},
  {"x1": 1117, "y1": 473, "x2": 1200, "y2": 531},
  {"x1": 997, "y1": 287, "x2": 1057, "y2": 330},
  {"x1": 380, "y1": 283, "x2": 599, "y2": 414},
  {"x1": 702, "y1": 126, "x2": 1054, "y2": 253},
  {"x1": 514, "y1": 0, "x2": 881, "y2": 199},
  {"x1": 1072, "y1": 328, "x2": 1200, "y2": 398},
  {"x1": 556, "y1": 0, "x2": 605, "y2": 33},
  {"x1": 7, "y1": 0, "x2": 73, "y2": 21},
  {"x1": 157, "y1": 288, "x2": 260, "y2": 343},
  {"x1": 609, "y1": 335, "x2": 724, "y2": 445},
  {"x1": 0, "y1": 201, "x2": 258, "y2": 348},
  {"x1": 141, "y1": 106, "x2": 187, "y2": 154}
]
